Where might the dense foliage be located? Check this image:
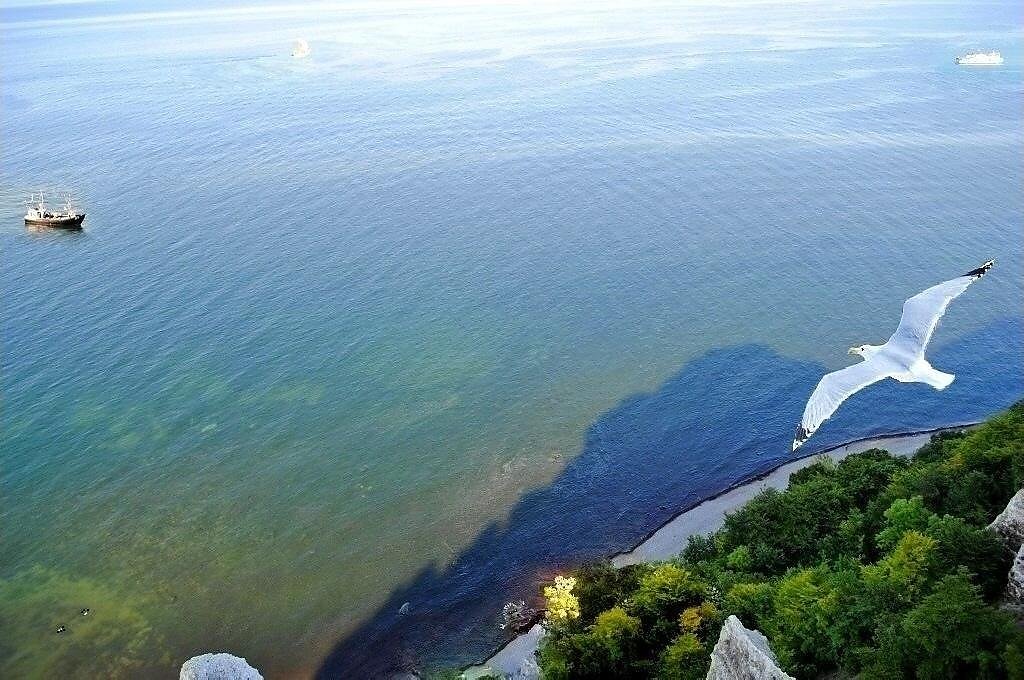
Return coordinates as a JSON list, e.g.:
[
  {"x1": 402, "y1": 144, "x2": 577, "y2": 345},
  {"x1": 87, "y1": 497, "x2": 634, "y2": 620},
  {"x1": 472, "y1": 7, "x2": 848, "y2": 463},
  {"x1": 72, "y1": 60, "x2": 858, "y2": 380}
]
[{"x1": 537, "y1": 403, "x2": 1024, "y2": 679}]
